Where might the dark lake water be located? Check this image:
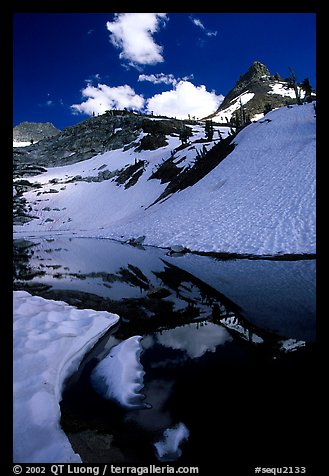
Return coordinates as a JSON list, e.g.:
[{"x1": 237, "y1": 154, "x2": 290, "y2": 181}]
[{"x1": 13, "y1": 237, "x2": 317, "y2": 472}]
